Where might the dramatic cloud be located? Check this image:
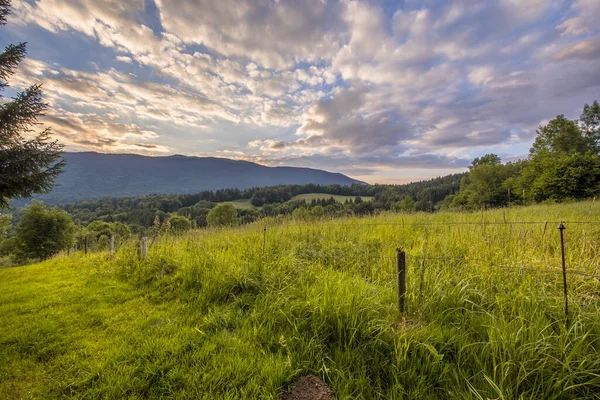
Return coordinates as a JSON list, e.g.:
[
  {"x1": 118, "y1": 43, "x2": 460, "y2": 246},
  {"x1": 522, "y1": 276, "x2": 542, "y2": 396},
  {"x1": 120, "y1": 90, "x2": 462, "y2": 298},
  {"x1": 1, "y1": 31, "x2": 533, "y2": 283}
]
[{"x1": 2, "y1": 0, "x2": 599, "y2": 182}]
